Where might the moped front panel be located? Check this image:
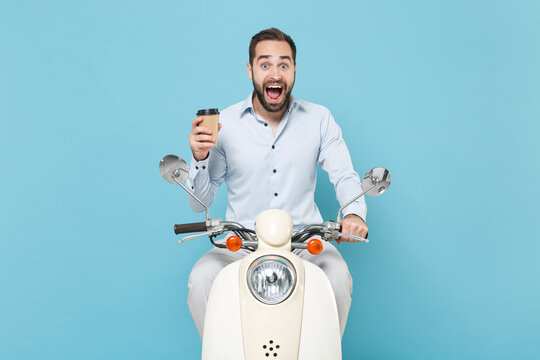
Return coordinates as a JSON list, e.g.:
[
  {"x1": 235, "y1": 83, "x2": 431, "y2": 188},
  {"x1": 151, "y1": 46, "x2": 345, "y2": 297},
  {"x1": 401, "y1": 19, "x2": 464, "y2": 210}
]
[
  {"x1": 202, "y1": 249, "x2": 342, "y2": 360},
  {"x1": 238, "y1": 249, "x2": 305, "y2": 359}
]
